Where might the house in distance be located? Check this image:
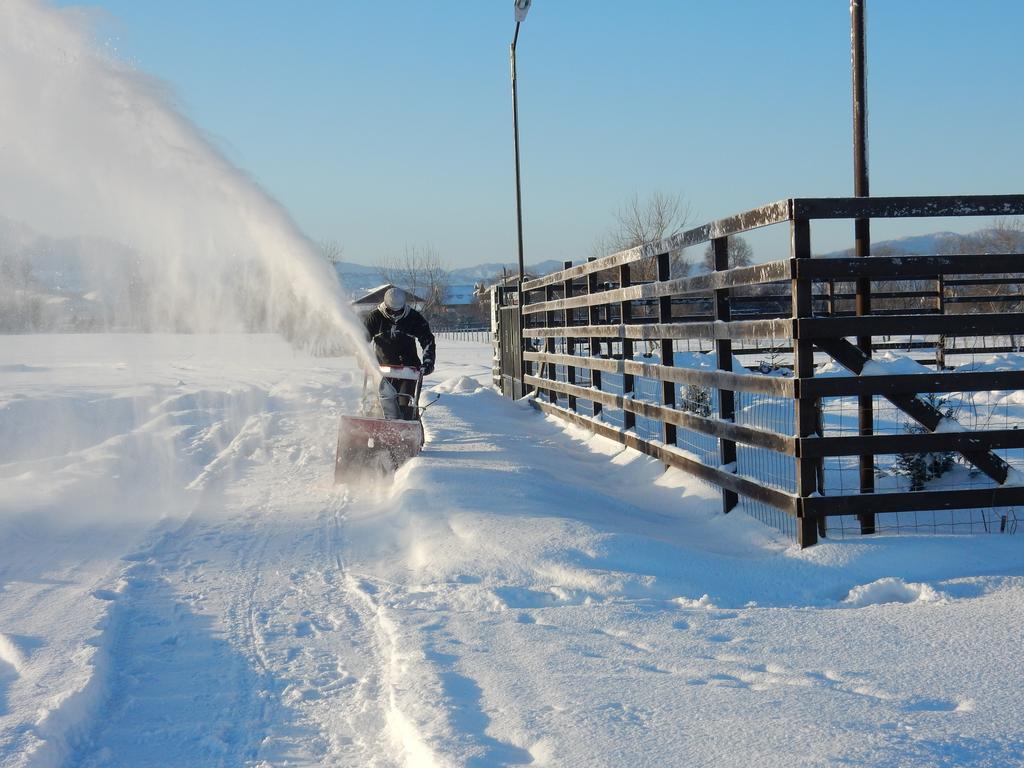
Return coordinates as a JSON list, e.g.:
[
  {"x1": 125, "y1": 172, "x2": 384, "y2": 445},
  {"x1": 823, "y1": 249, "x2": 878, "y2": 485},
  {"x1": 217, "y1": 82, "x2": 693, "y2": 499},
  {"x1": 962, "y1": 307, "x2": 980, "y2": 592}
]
[{"x1": 350, "y1": 284, "x2": 427, "y2": 318}]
